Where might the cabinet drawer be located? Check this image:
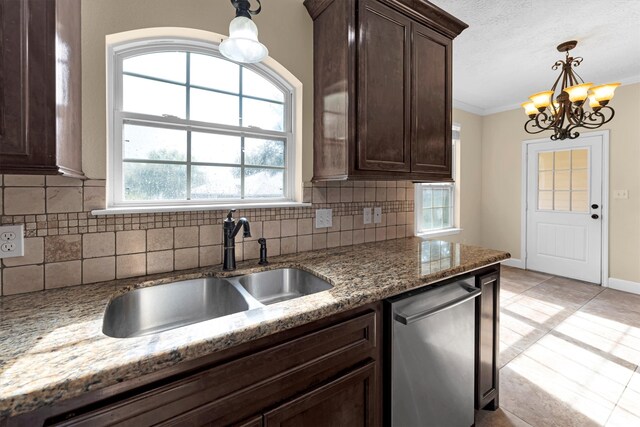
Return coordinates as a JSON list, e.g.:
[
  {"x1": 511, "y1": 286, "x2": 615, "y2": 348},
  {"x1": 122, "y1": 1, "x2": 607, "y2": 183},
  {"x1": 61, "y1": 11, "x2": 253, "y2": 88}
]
[{"x1": 54, "y1": 311, "x2": 377, "y2": 426}]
